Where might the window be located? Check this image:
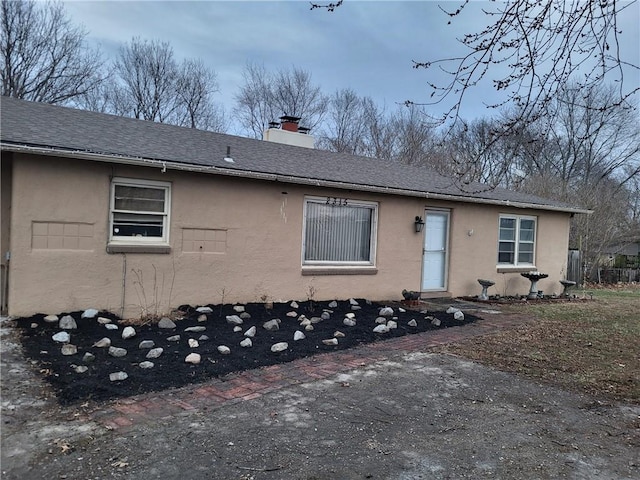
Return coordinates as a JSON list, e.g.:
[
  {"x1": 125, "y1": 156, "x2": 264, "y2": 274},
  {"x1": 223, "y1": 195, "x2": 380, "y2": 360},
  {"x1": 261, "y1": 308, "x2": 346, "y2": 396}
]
[
  {"x1": 110, "y1": 178, "x2": 170, "y2": 244},
  {"x1": 303, "y1": 197, "x2": 377, "y2": 265},
  {"x1": 498, "y1": 215, "x2": 536, "y2": 265}
]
